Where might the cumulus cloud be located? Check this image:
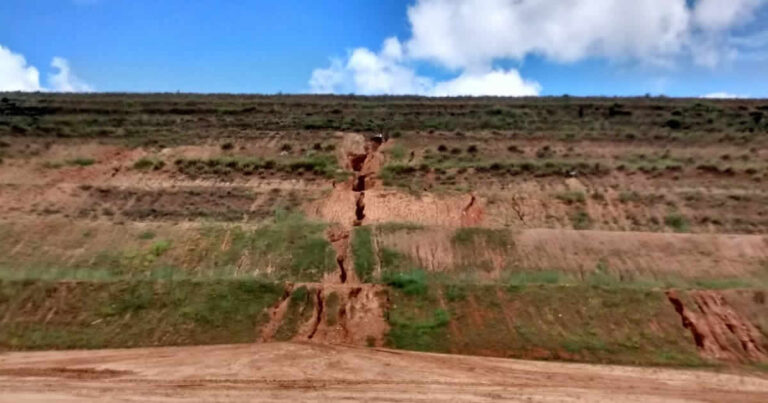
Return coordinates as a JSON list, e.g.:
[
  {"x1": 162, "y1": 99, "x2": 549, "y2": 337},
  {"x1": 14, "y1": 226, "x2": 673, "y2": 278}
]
[
  {"x1": 701, "y1": 92, "x2": 747, "y2": 99},
  {"x1": 311, "y1": 0, "x2": 767, "y2": 95},
  {"x1": 0, "y1": 45, "x2": 92, "y2": 92},
  {"x1": 49, "y1": 57, "x2": 93, "y2": 92},
  {"x1": 310, "y1": 38, "x2": 540, "y2": 96},
  {"x1": 407, "y1": 0, "x2": 768, "y2": 69},
  {"x1": 693, "y1": 0, "x2": 763, "y2": 31},
  {"x1": 0, "y1": 45, "x2": 42, "y2": 91},
  {"x1": 407, "y1": 0, "x2": 691, "y2": 69},
  {"x1": 432, "y1": 70, "x2": 540, "y2": 97}
]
